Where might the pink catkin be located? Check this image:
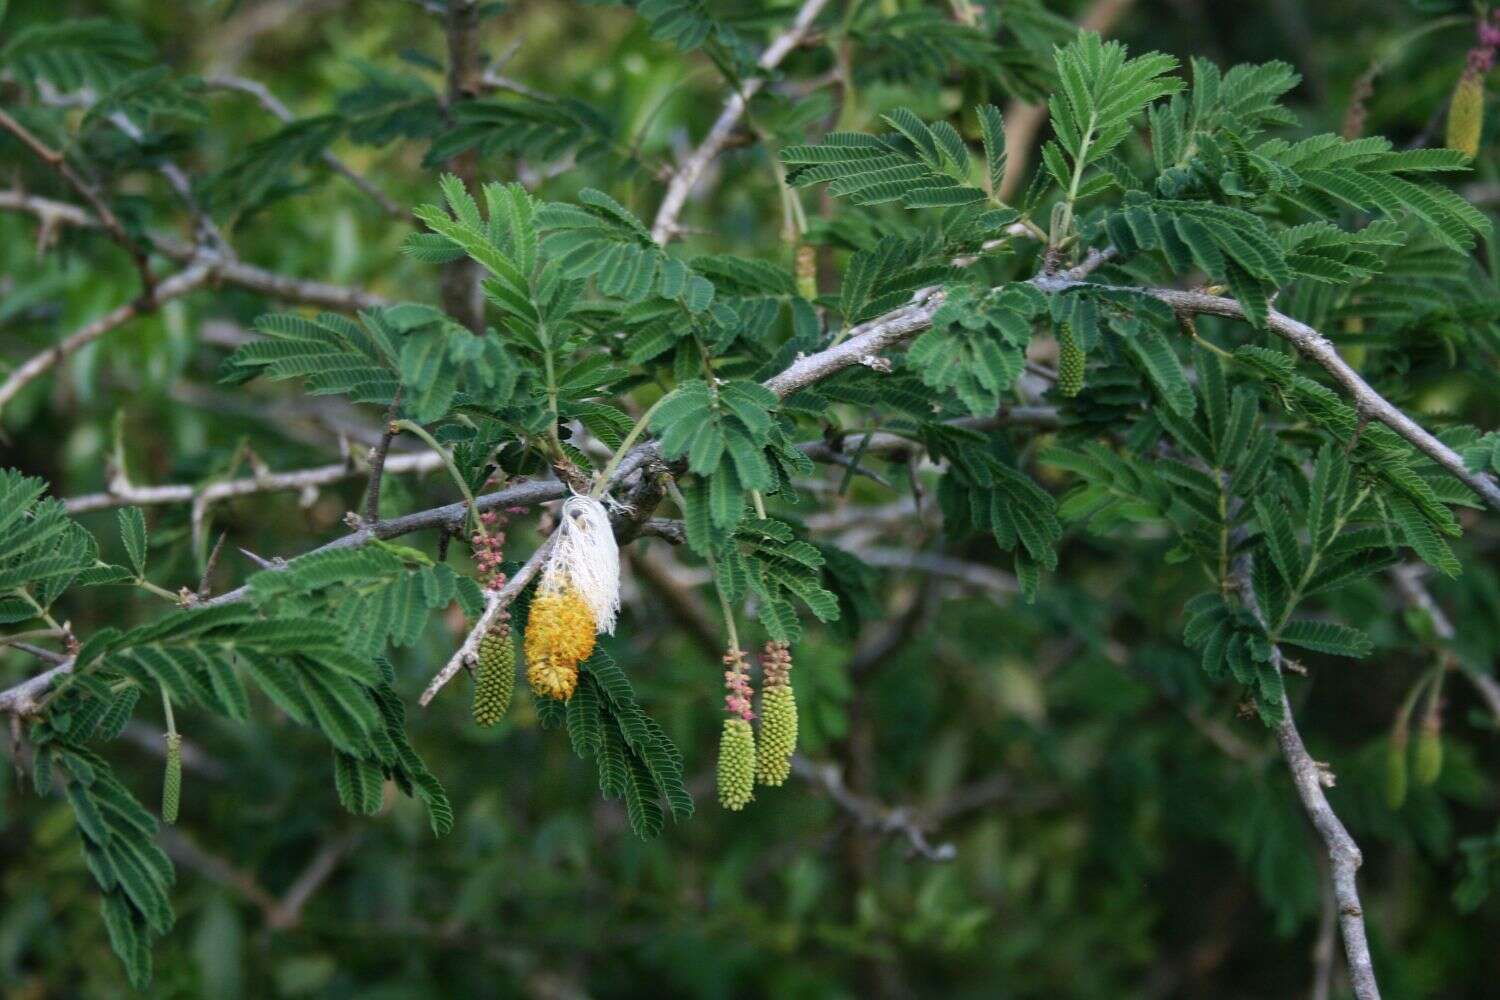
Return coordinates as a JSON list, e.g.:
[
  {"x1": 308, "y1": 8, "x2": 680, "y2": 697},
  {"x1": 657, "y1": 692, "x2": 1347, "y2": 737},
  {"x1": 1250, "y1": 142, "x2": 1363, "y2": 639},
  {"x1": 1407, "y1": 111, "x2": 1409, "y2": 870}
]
[
  {"x1": 723, "y1": 648, "x2": 755, "y2": 722},
  {"x1": 1468, "y1": 12, "x2": 1500, "y2": 75}
]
